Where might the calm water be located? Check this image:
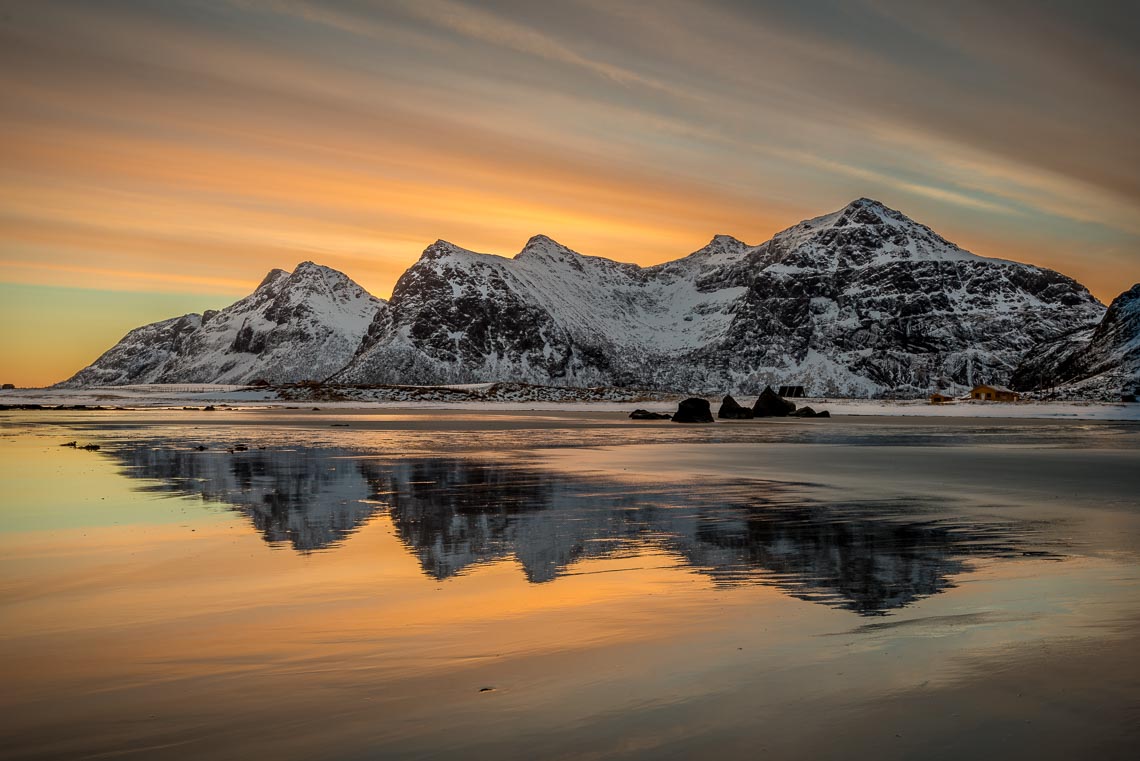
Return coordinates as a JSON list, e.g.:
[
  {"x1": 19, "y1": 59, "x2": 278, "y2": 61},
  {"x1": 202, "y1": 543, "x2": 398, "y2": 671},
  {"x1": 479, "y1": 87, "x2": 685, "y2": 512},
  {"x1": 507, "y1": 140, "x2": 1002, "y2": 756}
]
[{"x1": 2, "y1": 410, "x2": 1139, "y2": 760}]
